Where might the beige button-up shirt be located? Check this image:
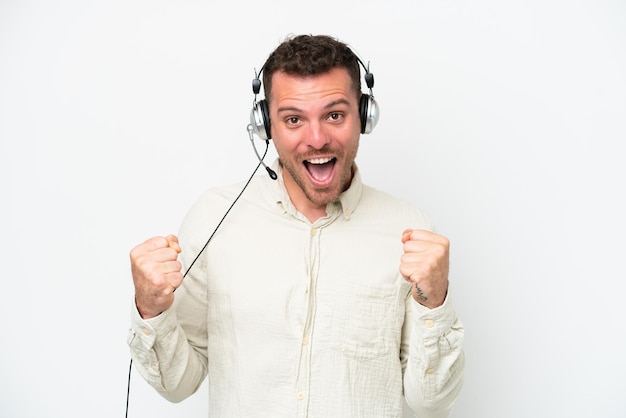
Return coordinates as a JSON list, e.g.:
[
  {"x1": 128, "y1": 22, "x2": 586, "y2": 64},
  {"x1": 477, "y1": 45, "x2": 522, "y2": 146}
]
[{"x1": 128, "y1": 161, "x2": 464, "y2": 417}]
